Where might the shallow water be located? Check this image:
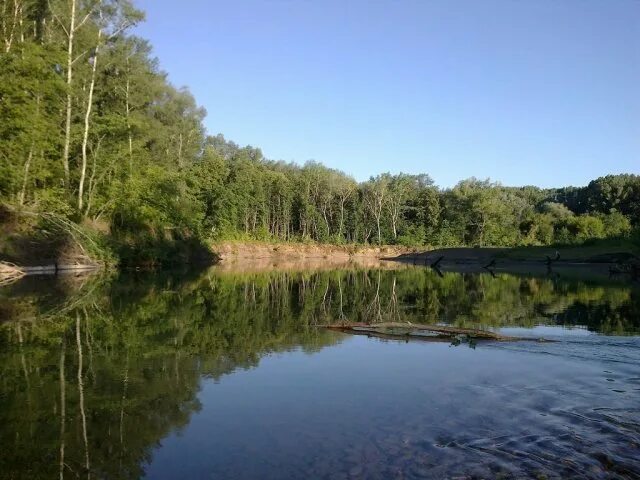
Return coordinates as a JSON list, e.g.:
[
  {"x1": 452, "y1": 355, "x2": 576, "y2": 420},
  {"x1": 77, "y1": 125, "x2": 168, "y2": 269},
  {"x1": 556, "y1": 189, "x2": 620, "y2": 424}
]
[{"x1": 1, "y1": 266, "x2": 639, "y2": 479}]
